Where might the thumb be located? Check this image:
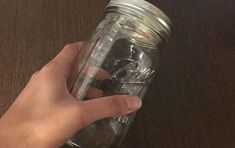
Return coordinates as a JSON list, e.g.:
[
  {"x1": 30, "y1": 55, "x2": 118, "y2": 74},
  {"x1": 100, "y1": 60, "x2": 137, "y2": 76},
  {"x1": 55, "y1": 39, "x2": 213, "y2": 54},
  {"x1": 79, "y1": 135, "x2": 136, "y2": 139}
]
[{"x1": 77, "y1": 95, "x2": 142, "y2": 127}]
